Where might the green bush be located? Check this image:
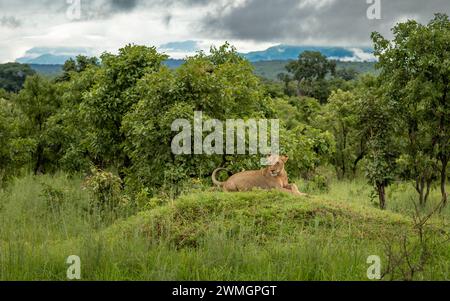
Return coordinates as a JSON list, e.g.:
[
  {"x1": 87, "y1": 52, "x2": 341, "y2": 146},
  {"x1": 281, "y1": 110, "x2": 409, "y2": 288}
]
[
  {"x1": 122, "y1": 44, "x2": 273, "y2": 194},
  {"x1": 83, "y1": 168, "x2": 127, "y2": 219},
  {"x1": 280, "y1": 124, "x2": 335, "y2": 179},
  {"x1": 40, "y1": 182, "x2": 66, "y2": 213}
]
